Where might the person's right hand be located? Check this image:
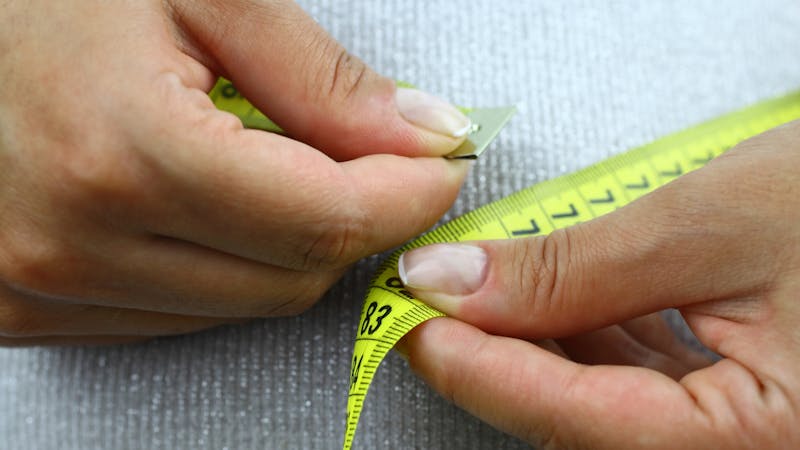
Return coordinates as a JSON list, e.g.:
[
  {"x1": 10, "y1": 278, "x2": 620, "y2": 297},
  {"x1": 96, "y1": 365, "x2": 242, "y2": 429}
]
[
  {"x1": 398, "y1": 120, "x2": 800, "y2": 449},
  {"x1": 0, "y1": 0, "x2": 471, "y2": 346}
]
